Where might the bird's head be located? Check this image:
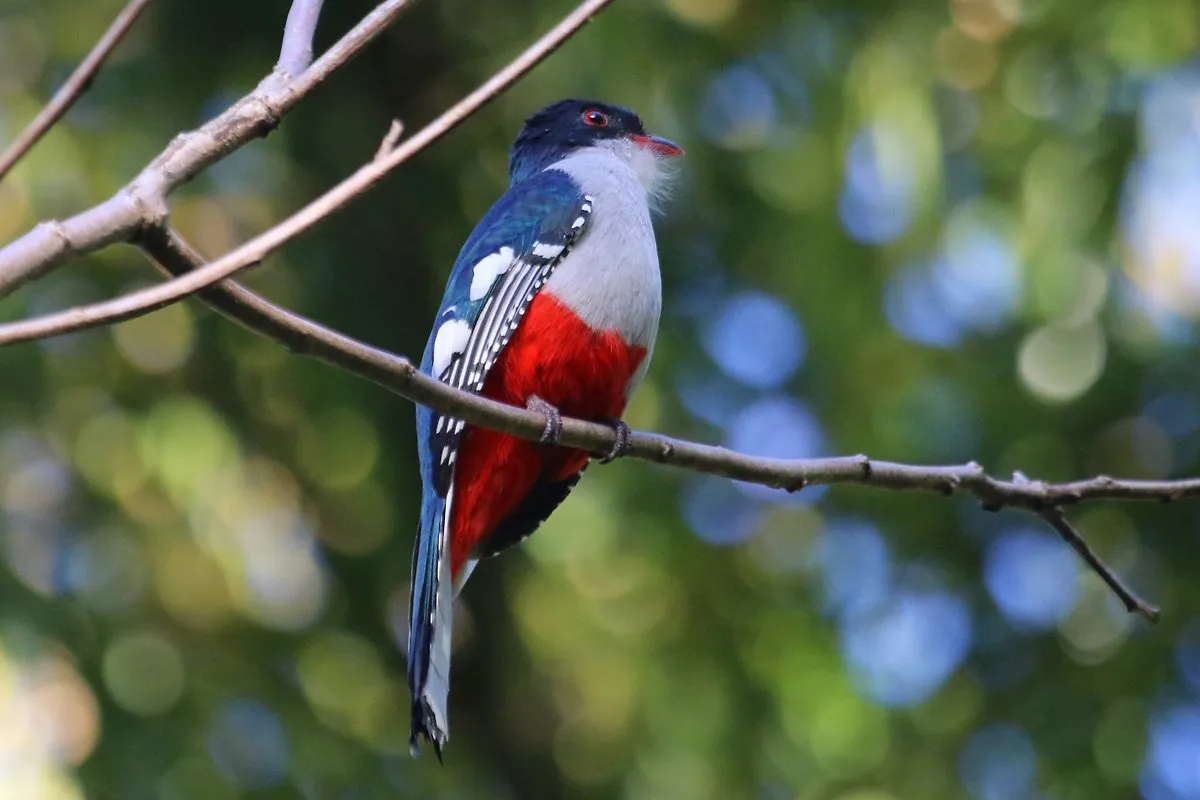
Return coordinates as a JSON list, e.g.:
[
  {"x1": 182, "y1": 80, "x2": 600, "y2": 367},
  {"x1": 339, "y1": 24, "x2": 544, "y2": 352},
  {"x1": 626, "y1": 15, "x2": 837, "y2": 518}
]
[{"x1": 508, "y1": 99, "x2": 683, "y2": 195}]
